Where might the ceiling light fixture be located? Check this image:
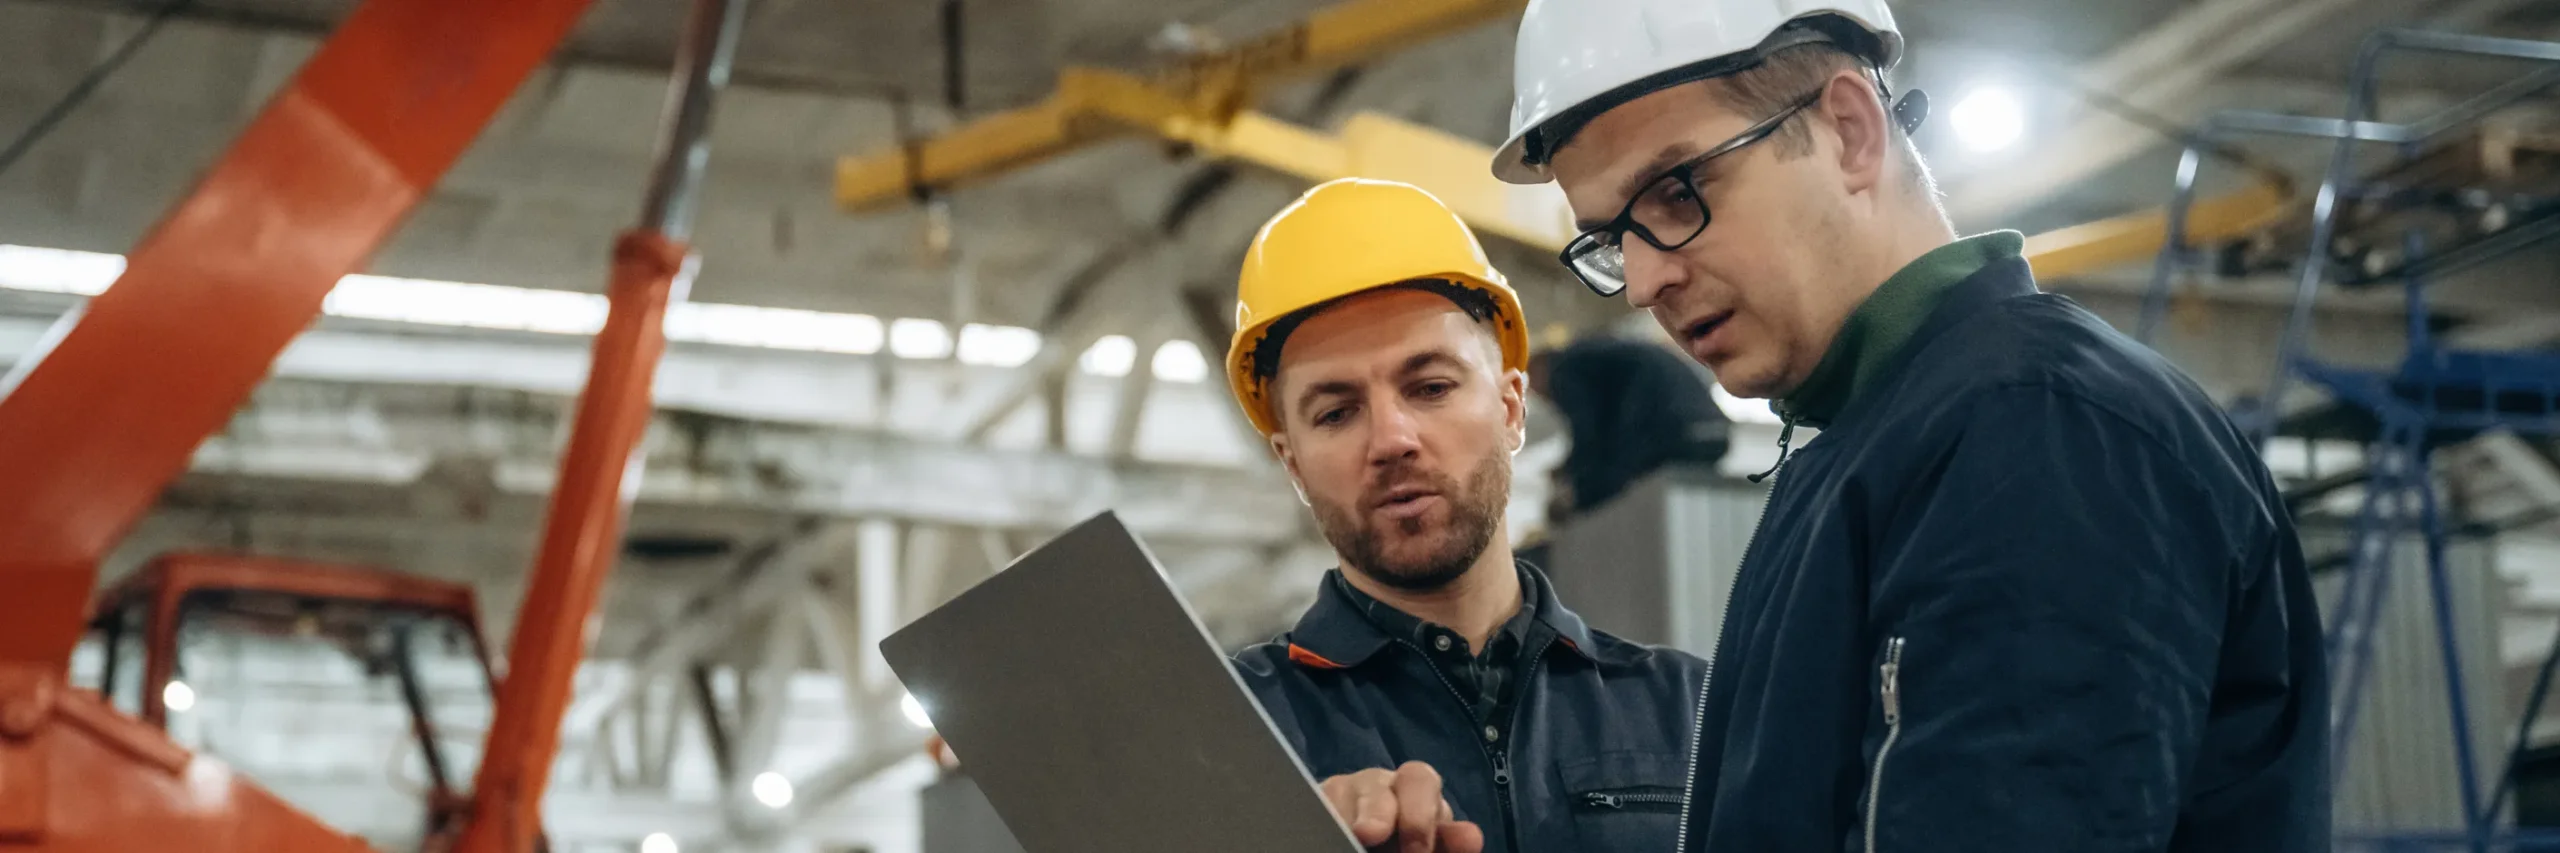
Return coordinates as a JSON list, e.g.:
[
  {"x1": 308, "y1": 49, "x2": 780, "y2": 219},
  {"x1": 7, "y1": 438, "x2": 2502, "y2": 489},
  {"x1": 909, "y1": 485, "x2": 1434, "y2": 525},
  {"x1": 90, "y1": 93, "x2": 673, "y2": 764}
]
[{"x1": 1949, "y1": 86, "x2": 2025, "y2": 153}]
